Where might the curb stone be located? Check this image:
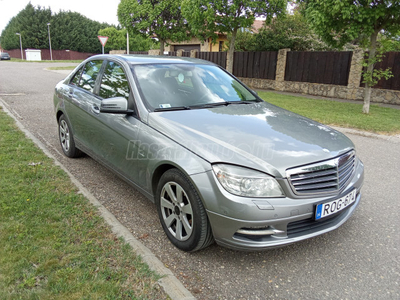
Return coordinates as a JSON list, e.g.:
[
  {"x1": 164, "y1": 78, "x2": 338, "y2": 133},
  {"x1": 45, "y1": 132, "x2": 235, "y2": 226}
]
[
  {"x1": 0, "y1": 99, "x2": 196, "y2": 300},
  {"x1": 332, "y1": 126, "x2": 400, "y2": 144}
]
